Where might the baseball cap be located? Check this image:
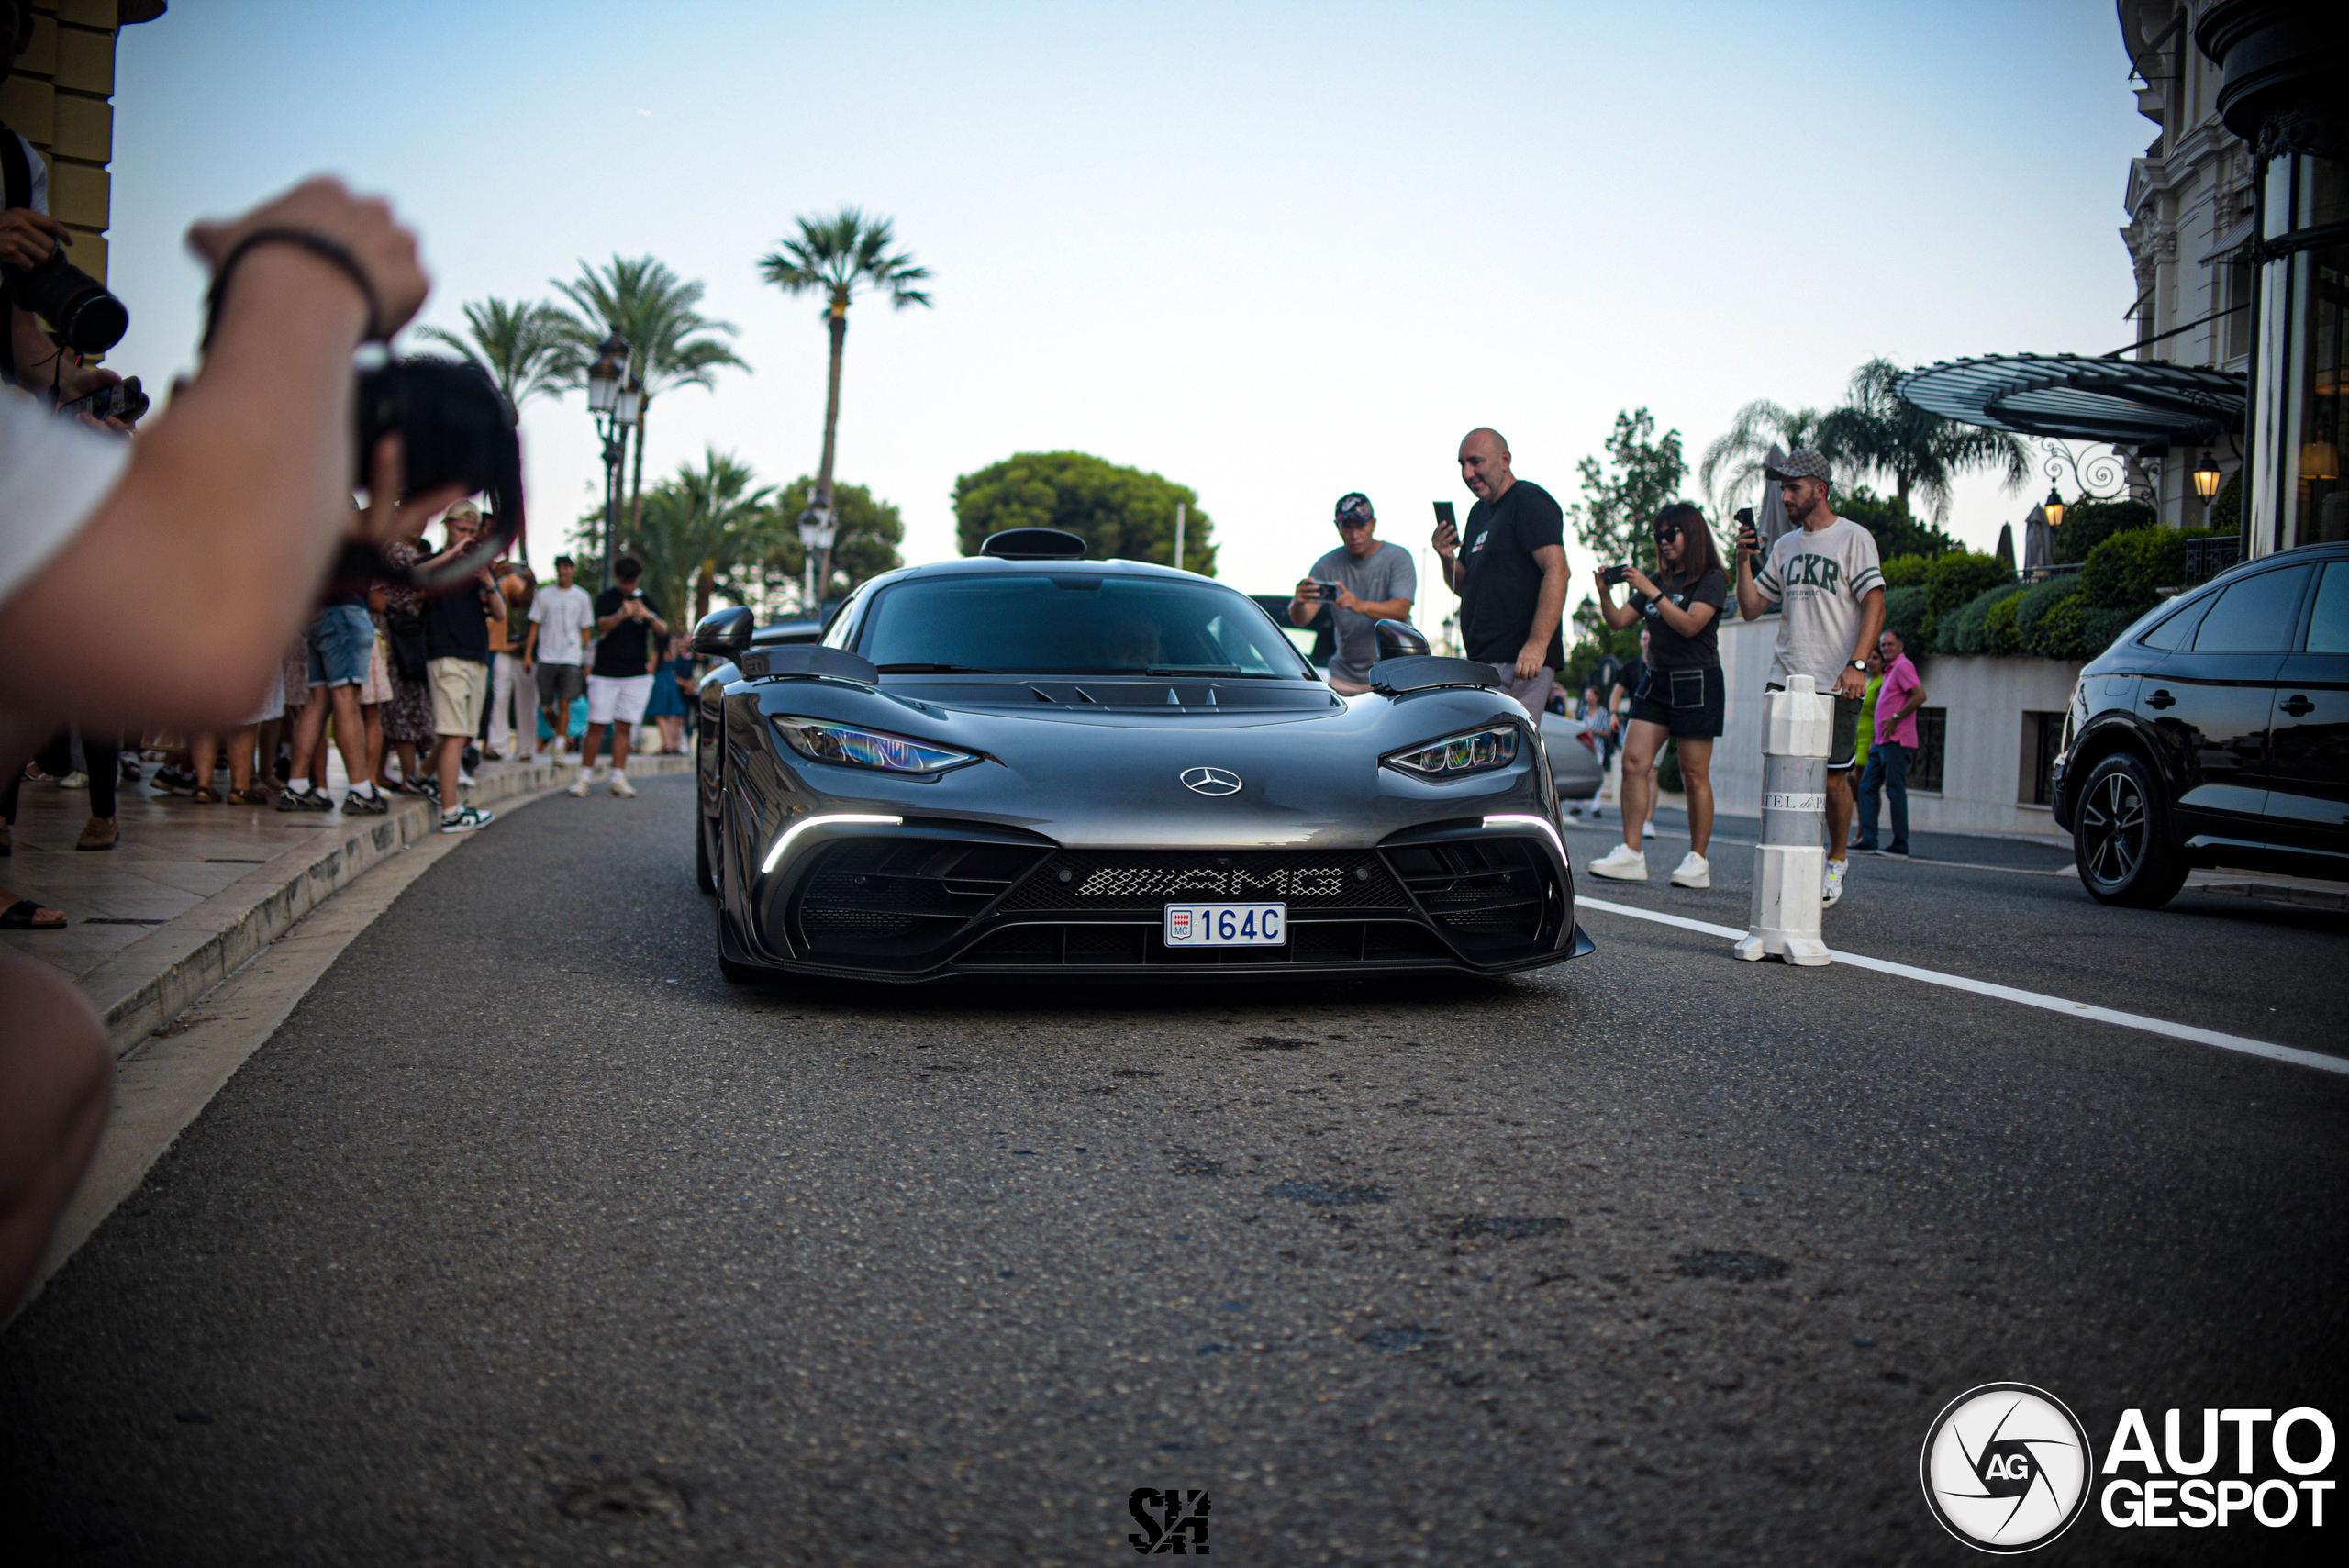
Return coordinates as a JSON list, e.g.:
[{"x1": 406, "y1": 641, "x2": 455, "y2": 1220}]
[
  {"x1": 1333, "y1": 492, "x2": 1375, "y2": 526},
  {"x1": 1764, "y1": 450, "x2": 1832, "y2": 484}
]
